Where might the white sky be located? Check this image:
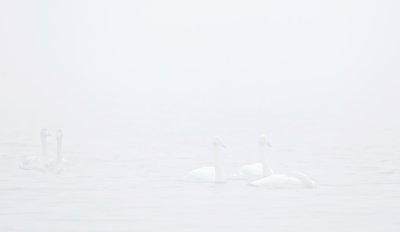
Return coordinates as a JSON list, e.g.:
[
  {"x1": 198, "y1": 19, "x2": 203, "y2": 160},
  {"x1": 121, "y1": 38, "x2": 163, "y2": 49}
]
[{"x1": 1, "y1": 0, "x2": 399, "y2": 145}]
